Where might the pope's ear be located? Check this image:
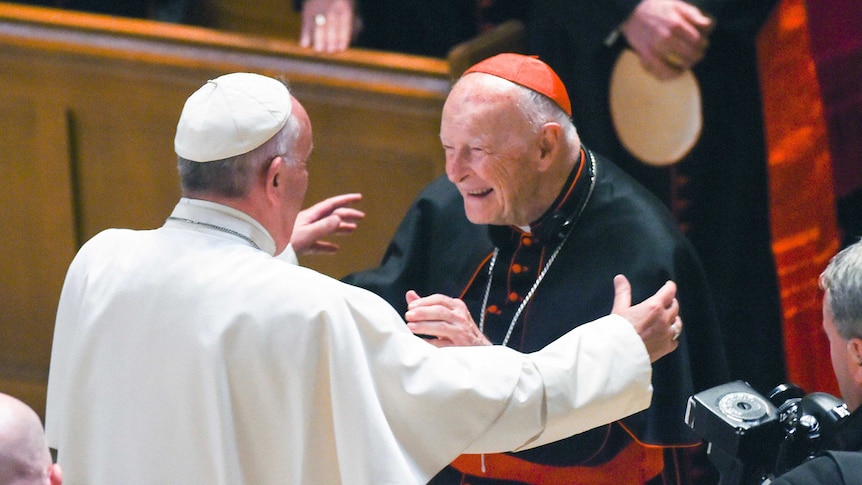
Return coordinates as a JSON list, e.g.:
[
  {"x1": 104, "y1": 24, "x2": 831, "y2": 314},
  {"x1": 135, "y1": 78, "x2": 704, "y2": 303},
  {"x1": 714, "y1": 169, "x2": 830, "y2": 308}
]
[
  {"x1": 848, "y1": 338, "x2": 862, "y2": 379},
  {"x1": 264, "y1": 156, "x2": 284, "y2": 199}
]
